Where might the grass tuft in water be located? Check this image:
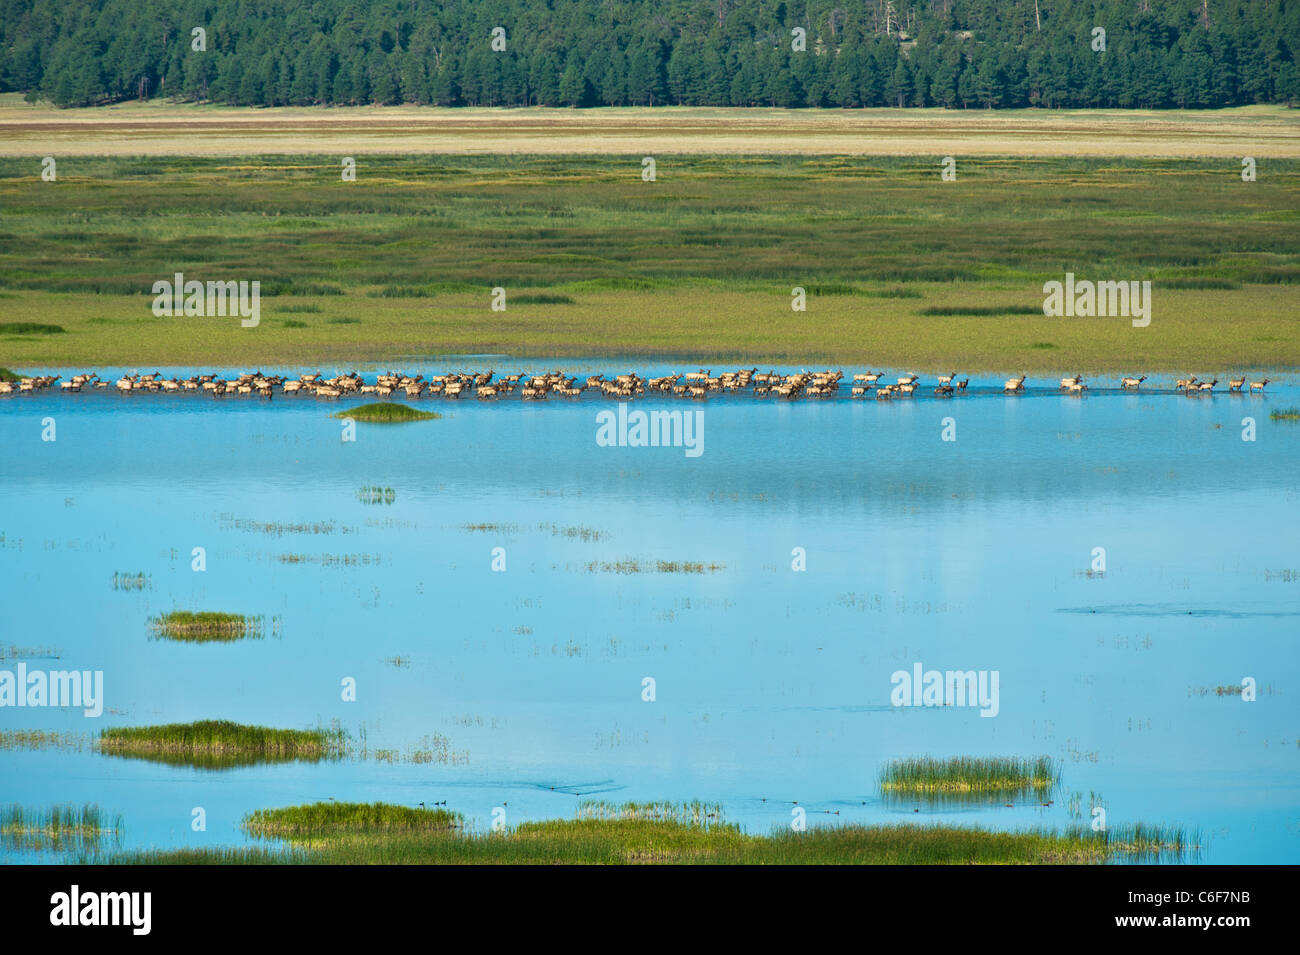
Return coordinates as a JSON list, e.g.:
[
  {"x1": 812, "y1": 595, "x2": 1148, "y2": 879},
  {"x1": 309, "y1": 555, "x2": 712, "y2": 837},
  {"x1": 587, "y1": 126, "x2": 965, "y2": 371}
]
[
  {"x1": 2, "y1": 803, "x2": 121, "y2": 852},
  {"x1": 881, "y1": 756, "x2": 1058, "y2": 803},
  {"x1": 1270, "y1": 407, "x2": 1299, "y2": 421},
  {"x1": 245, "y1": 802, "x2": 462, "y2": 841},
  {"x1": 98, "y1": 720, "x2": 347, "y2": 770},
  {"x1": 149, "y1": 611, "x2": 261, "y2": 643},
  {"x1": 111, "y1": 571, "x2": 150, "y2": 592}
]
